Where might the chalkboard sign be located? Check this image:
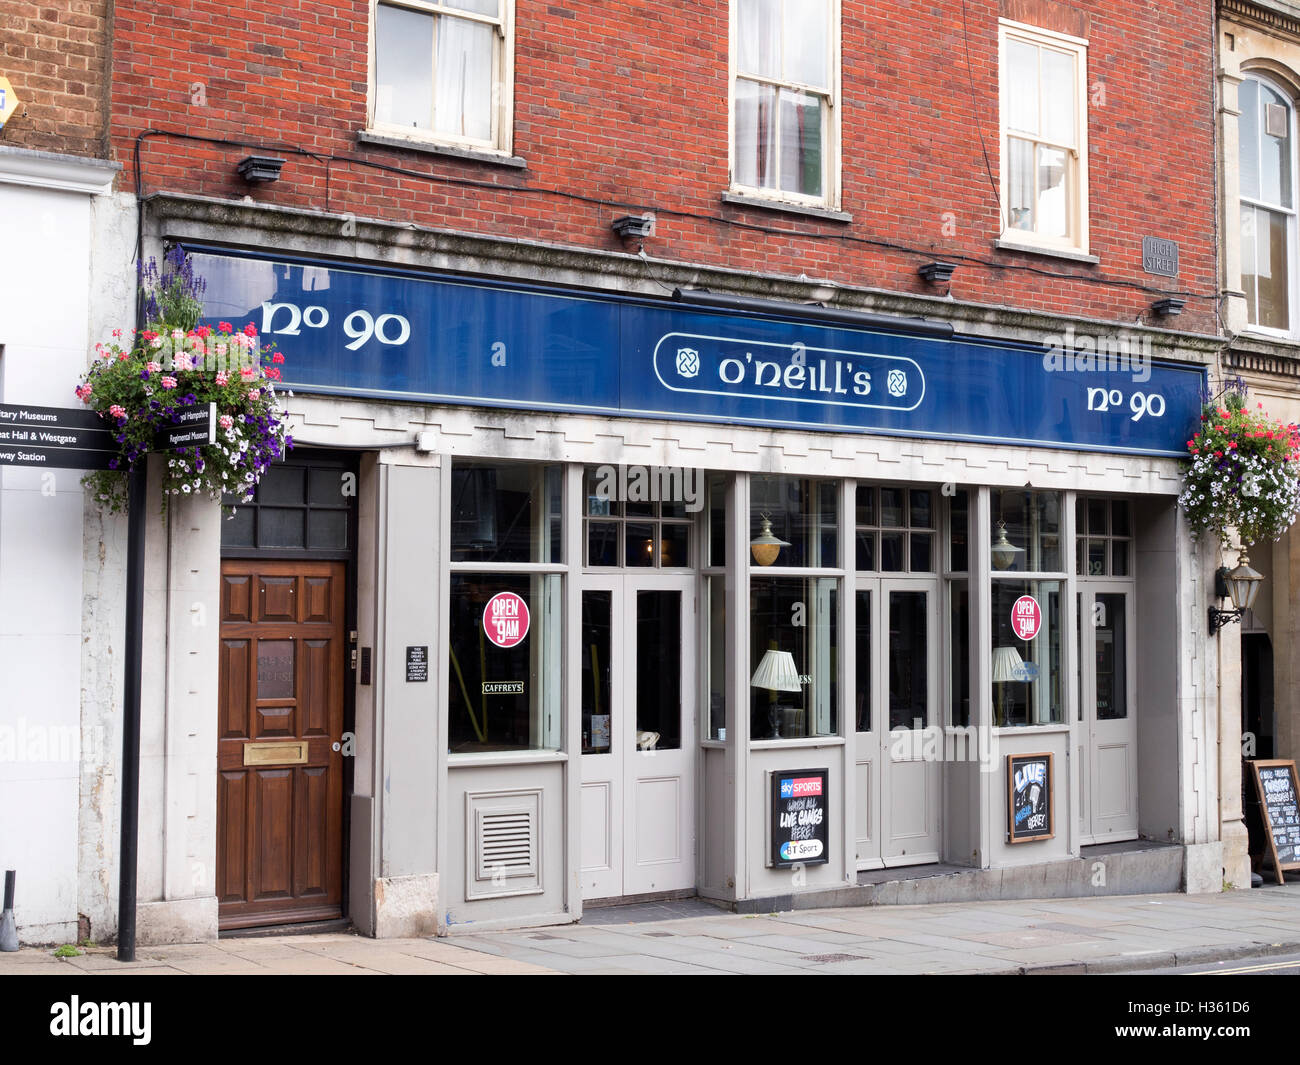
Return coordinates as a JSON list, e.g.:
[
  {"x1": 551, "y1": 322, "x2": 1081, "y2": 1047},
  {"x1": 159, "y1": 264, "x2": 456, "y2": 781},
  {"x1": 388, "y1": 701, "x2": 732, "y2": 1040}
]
[
  {"x1": 770, "y1": 769, "x2": 830, "y2": 868},
  {"x1": 1007, "y1": 753, "x2": 1054, "y2": 843},
  {"x1": 1251, "y1": 760, "x2": 1300, "y2": 884}
]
